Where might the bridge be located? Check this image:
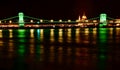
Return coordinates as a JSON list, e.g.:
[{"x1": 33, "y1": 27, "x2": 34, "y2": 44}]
[{"x1": 0, "y1": 12, "x2": 119, "y2": 28}]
